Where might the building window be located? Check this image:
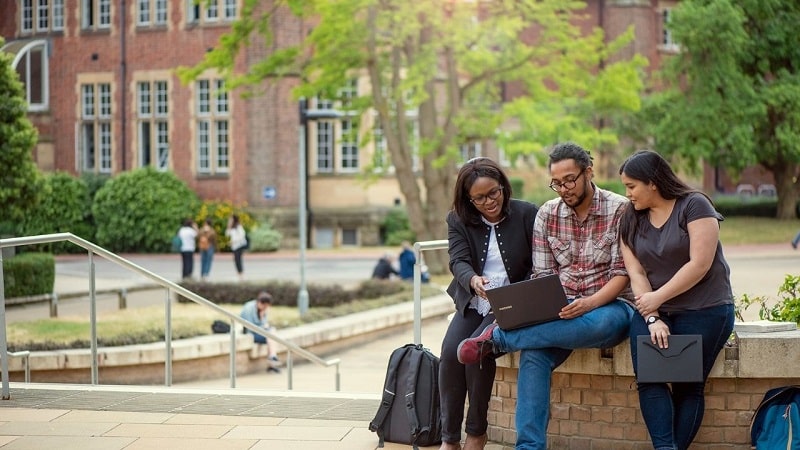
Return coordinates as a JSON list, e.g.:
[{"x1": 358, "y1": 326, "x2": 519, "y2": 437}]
[
  {"x1": 660, "y1": 9, "x2": 679, "y2": 51},
  {"x1": 187, "y1": 0, "x2": 237, "y2": 24},
  {"x1": 20, "y1": 0, "x2": 64, "y2": 34},
  {"x1": 341, "y1": 228, "x2": 358, "y2": 246},
  {"x1": 137, "y1": 80, "x2": 169, "y2": 170},
  {"x1": 459, "y1": 141, "x2": 482, "y2": 162},
  {"x1": 6, "y1": 40, "x2": 50, "y2": 111},
  {"x1": 79, "y1": 83, "x2": 113, "y2": 173},
  {"x1": 316, "y1": 121, "x2": 334, "y2": 173},
  {"x1": 137, "y1": 0, "x2": 167, "y2": 26},
  {"x1": 196, "y1": 79, "x2": 230, "y2": 174},
  {"x1": 82, "y1": 0, "x2": 112, "y2": 30},
  {"x1": 340, "y1": 119, "x2": 359, "y2": 172},
  {"x1": 372, "y1": 122, "x2": 388, "y2": 170},
  {"x1": 310, "y1": 79, "x2": 363, "y2": 174}
]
